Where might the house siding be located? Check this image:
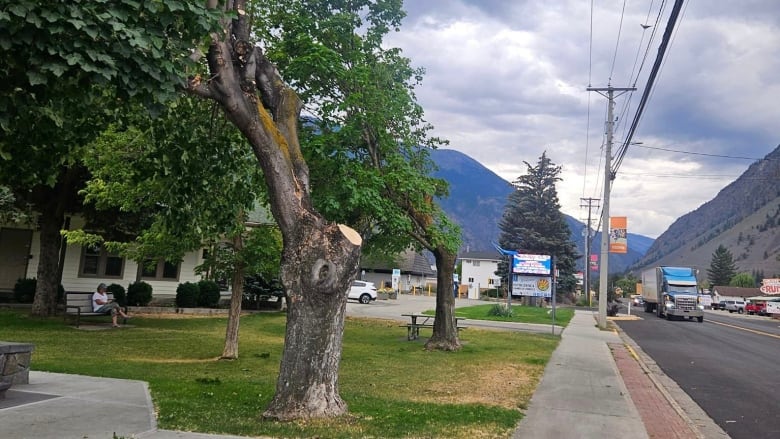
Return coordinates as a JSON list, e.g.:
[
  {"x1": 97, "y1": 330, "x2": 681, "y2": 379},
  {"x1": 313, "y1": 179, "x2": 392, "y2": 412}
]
[{"x1": 458, "y1": 251, "x2": 502, "y2": 299}]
